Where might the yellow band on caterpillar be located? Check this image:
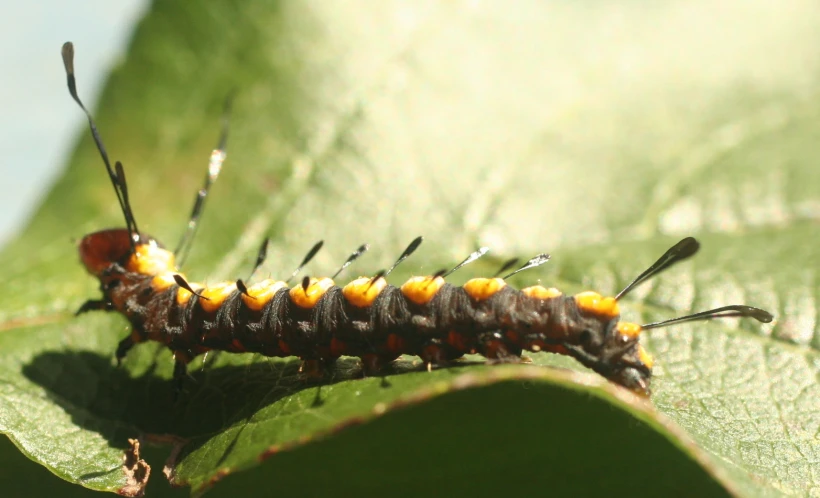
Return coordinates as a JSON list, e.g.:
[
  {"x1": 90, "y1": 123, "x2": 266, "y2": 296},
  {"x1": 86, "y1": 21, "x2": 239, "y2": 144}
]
[
  {"x1": 401, "y1": 276, "x2": 445, "y2": 305},
  {"x1": 343, "y1": 276, "x2": 387, "y2": 308},
  {"x1": 521, "y1": 285, "x2": 562, "y2": 300},
  {"x1": 126, "y1": 242, "x2": 176, "y2": 275},
  {"x1": 290, "y1": 277, "x2": 335, "y2": 309},
  {"x1": 151, "y1": 272, "x2": 178, "y2": 292},
  {"x1": 637, "y1": 344, "x2": 654, "y2": 370},
  {"x1": 574, "y1": 291, "x2": 620, "y2": 318},
  {"x1": 616, "y1": 322, "x2": 642, "y2": 339},
  {"x1": 241, "y1": 279, "x2": 288, "y2": 311},
  {"x1": 463, "y1": 278, "x2": 507, "y2": 301},
  {"x1": 199, "y1": 282, "x2": 238, "y2": 313},
  {"x1": 176, "y1": 282, "x2": 204, "y2": 305}
]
